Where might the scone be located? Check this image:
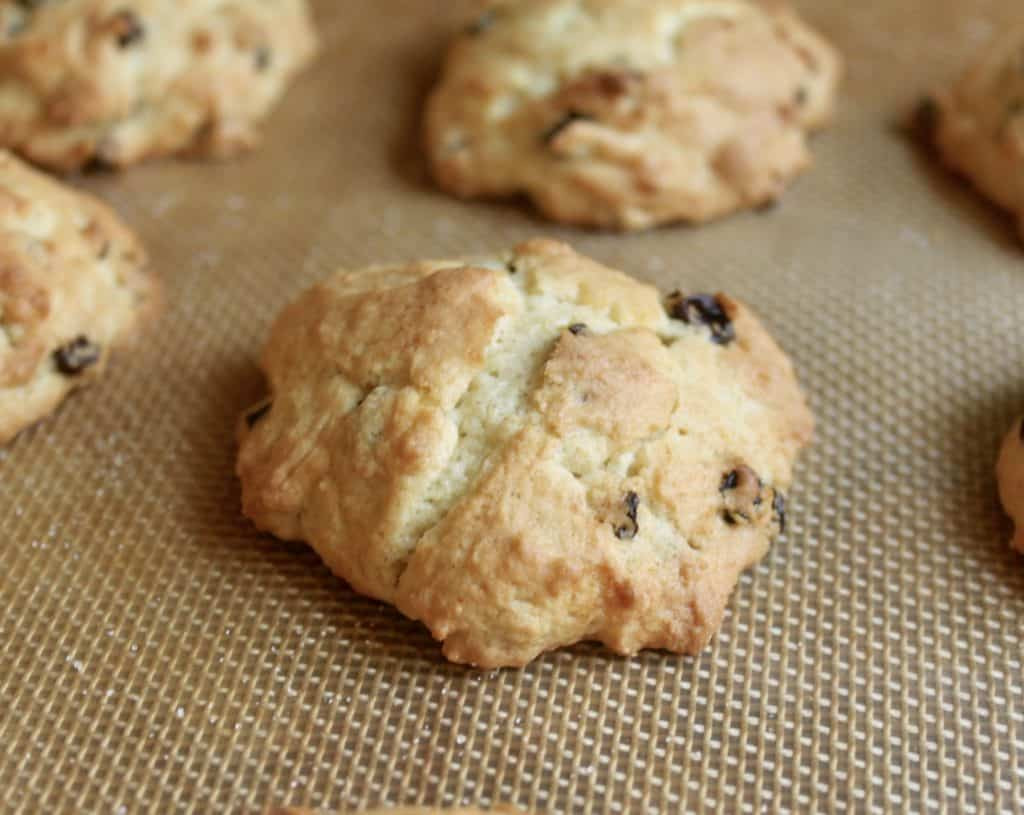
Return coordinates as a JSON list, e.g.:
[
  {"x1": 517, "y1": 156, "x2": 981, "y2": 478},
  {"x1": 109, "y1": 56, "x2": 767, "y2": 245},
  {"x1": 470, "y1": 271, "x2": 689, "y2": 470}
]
[
  {"x1": 424, "y1": 0, "x2": 841, "y2": 230},
  {"x1": 932, "y1": 25, "x2": 1024, "y2": 238},
  {"x1": 237, "y1": 239, "x2": 813, "y2": 668},
  {"x1": 0, "y1": 150, "x2": 154, "y2": 444},
  {"x1": 0, "y1": 0, "x2": 317, "y2": 170},
  {"x1": 997, "y1": 417, "x2": 1024, "y2": 553}
]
